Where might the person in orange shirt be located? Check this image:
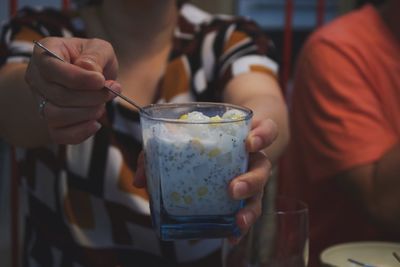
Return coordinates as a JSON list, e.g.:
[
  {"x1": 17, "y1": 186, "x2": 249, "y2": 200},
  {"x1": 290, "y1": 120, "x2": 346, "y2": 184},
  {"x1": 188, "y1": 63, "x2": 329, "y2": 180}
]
[{"x1": 282, "y1": 0, "x2": 400, "y2": 266}]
